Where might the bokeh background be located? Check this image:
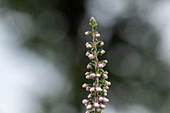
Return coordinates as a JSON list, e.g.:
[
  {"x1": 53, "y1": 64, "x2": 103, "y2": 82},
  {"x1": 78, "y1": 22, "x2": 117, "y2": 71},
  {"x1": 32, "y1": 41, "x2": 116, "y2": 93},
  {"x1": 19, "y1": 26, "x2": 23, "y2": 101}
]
[{"x1": 1, "y1": 0, "x2": 170, "y2": 113}]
